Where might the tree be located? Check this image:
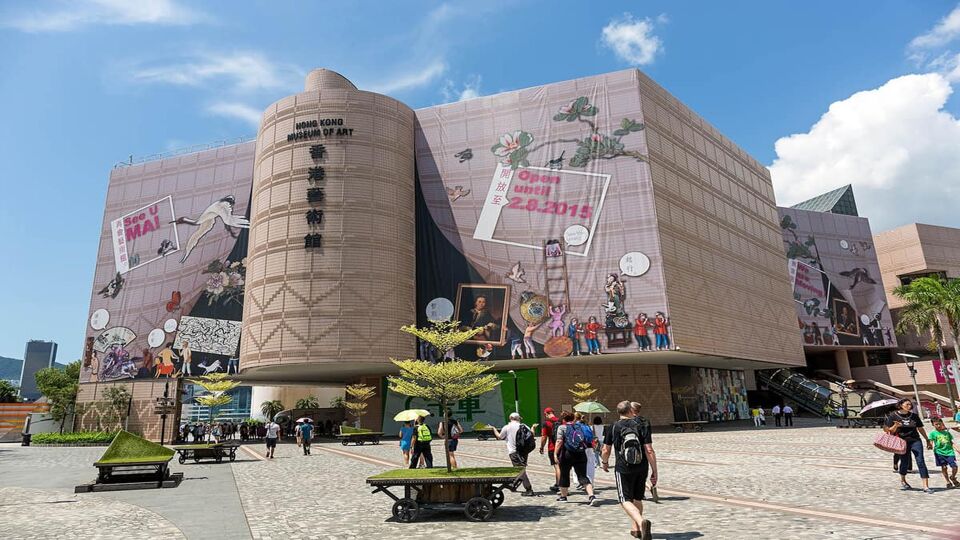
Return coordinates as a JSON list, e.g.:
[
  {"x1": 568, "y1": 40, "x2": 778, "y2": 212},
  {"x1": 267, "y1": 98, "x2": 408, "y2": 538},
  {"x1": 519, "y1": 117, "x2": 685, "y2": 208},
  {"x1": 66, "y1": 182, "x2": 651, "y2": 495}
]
[
  {"x1": 260, "y1": 400, "x2": 285, "y2": 421},
  {"x1": 894, "y1": 277, "x2": 960, "y2": 409},
  {"x1": 190, "y1": 373, "x2": 242, "y2": 425},
  {"x1": 0, "y1": 380, "x2": 19, "y2": 403},
  {"x1": 102, "y1": 385, "x2": 131, "y2": 432},
  {"x1": 295, "y1": 396, "x2": 320, "y2": 409},
  {"x1": 329, "y1": 396, "x2": 345, "y2": 409},
  {"x1": 344, "y1": 384, "x2": 375, "y2": 425},
  {"x1": 568, "y1": 382, "x2": 597, "y2": 404},
  {"x1": 35, "y1": 360, "x2": 81, "y2": 433},
  {"x1": 387, "y1": 322, "x2": 499, "y2": 472}
]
